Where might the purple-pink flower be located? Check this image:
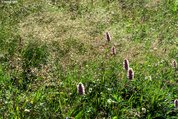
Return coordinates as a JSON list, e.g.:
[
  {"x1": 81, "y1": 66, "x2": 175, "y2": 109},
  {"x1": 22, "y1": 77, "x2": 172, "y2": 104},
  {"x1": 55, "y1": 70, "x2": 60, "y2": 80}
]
[
  {"x1": 127, "y1": 68, "x2": 134, "y2": 80},
  {"x1": 77, "y1": 82, "x2": 85, "y2": 95},
  {"x1": 174, "y1": 99, "x2": 178, "y2": 108},
  {"x1": 106, "y1": 32, "x2": 111, "y2": 42},
  {"x1": 123, "y1": 59, "x2": 129, "y2": 71},
  {"x1": 111, "y1": 46, "x2": 116, "y2": 55},
  {"x1": 172, "y1": 59, "x2": 177, "y2": 68}
]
